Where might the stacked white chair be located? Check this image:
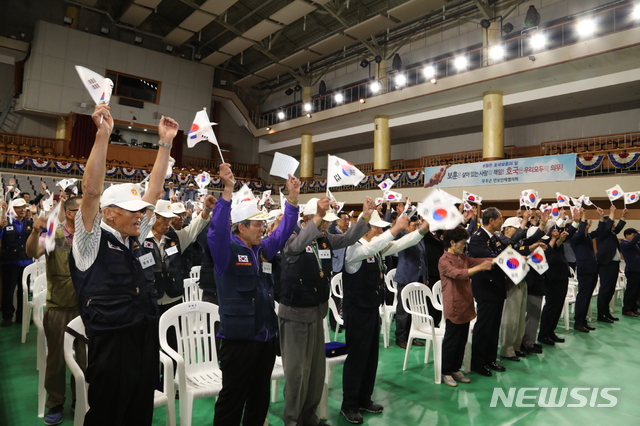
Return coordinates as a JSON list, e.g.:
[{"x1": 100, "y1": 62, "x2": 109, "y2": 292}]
[
  {"x1": 32, "y1": 276, "x2": 48, "y2": 418},
  {"x1": 183, "y1": 278, "x2": 203, "y2": 303},
  {"x1": 159, "y1": 301, "x2": 221, "y2": 426},
  {"x1": 562, "y1": 282, "x2": 578, "y2": 330},
  {"x1": 189, "y1": 265, "x2": 201, "y2": 281},
  {"x1": 400, "y1": 282, "x2": 445, "y2": 384},
  {"x1": 64, "y1": 317, "x2": 176, "y2": 426},
  {"x1": 330, "y1": 272, "x2": 343, "y2": 299},
  {"x1": 380, "y1": 269, "x2": 397, "y2": 348},
  {"x1": 21, "y1": 261, "x2": 47, "y2": 343}
]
